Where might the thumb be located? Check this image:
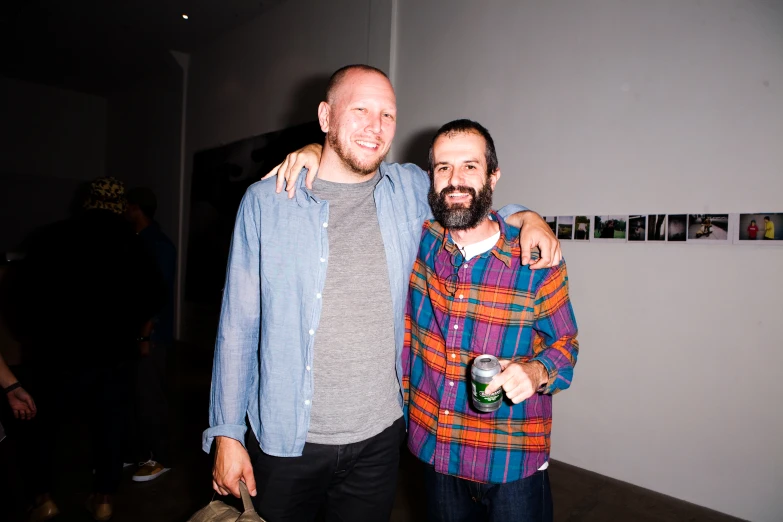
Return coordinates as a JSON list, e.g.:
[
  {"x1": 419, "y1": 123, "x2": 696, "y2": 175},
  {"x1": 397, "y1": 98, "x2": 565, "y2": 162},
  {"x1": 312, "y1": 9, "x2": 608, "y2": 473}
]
[{"x1": 243, "y1": 466, "x2": 257, "y2": 497}]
